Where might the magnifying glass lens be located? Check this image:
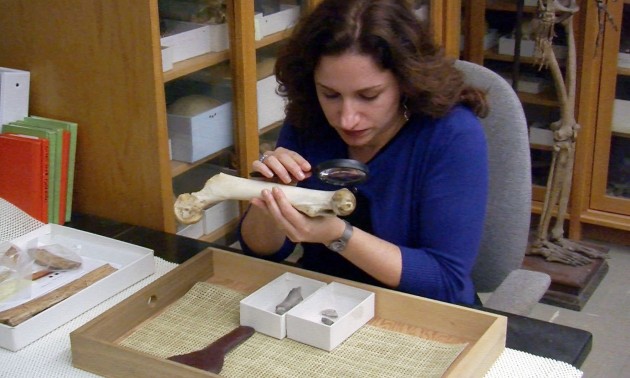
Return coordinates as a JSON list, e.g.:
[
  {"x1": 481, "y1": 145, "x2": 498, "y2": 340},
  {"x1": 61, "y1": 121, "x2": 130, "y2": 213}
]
[{"x1": 316, "y1": 159, "x2": 369, "y2": 186}]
